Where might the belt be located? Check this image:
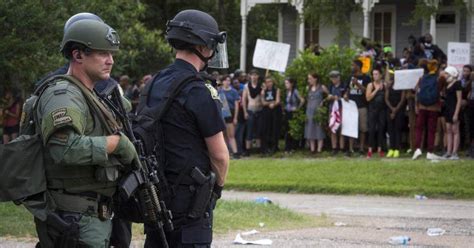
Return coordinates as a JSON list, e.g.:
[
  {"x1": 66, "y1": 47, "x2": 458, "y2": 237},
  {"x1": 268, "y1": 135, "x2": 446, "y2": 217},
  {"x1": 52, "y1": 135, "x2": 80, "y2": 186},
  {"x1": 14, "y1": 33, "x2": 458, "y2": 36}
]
[{"x1": 50, "y1": 190, "x2": 112, "y2": 219}]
